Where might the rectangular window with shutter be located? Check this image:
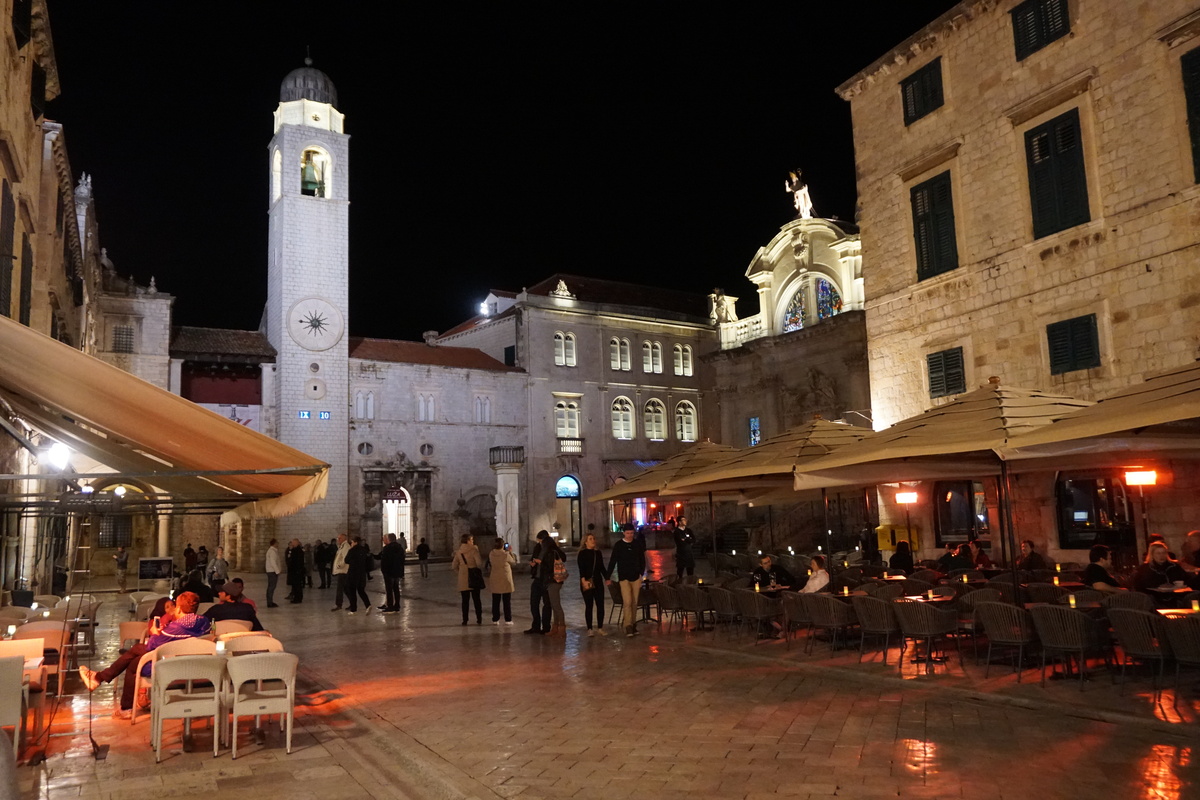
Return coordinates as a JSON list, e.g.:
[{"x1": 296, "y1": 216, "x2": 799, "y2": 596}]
[
  {"x1": 927, "y1": 347, "x2": 965, "y2": 399},
  {"x1": 1025, "y1": 108, "x2": 1089, "y2": 239},
  {"x1": 0, "y1": 180, "x2": 13, "y2": 319},
  {"x1": 18, "y1": 234, "x2": 32, "y2": 326},
  {"x1": 1183, "y1": 46, "x2": 1200, "y2": 184},
  {"x1": 910, "y1": 171, "x2": 958, "y2": 281},
  {"x1": 1012, "y1": 0, "x2": 1069, "y2": 61},
  {"x1": 900, "y1": 58, "x2": 943, "y2": 125},
  {"x1": 1046, "y1": 314, "x2": 1100, "y2": 375}
]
